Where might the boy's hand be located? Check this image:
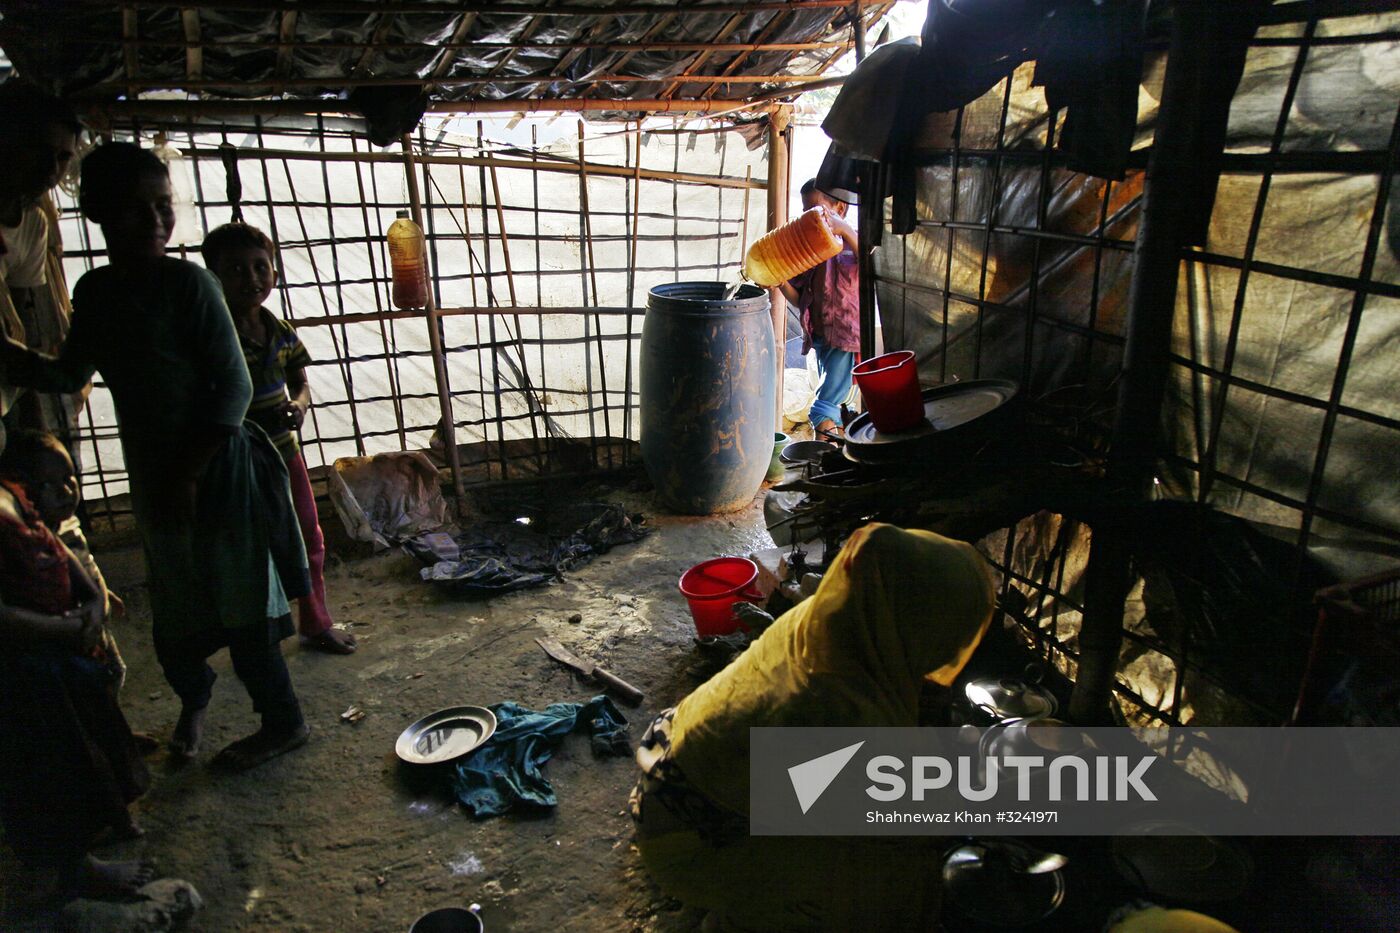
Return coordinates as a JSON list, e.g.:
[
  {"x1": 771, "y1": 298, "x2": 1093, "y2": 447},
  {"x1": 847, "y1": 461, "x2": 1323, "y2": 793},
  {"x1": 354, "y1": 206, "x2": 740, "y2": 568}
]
[
  {"x1": 65, "y1": 601, "x2": 105, "y2": 653},
  {"x1": 108, "y1": 592, "x2": 127, "y2": 620},
  {"x1": 281, "y1": 399, "x2": 307, "y2": 430},
  {"x1": 822, "y1": 207, "x2": 857, "y2": 246}
]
